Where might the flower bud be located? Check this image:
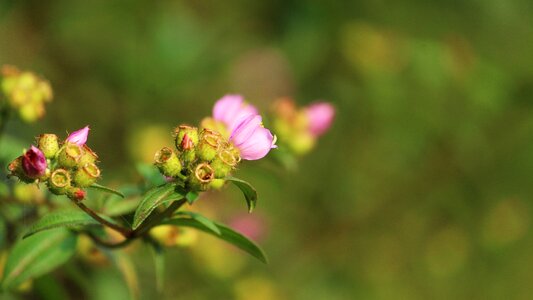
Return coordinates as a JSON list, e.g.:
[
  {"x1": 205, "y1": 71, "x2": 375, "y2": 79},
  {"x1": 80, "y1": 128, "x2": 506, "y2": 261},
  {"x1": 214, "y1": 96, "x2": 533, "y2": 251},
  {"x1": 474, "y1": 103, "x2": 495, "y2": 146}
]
[
  {"x1": 22, "y1": 146, "x2": 48, "y2": 179},
  {"x1": 73, "y1": 163, "x2": 101, "y2": 187},
  {"x1": 7, "y1": 157, "x2": 33, "y2": 183},
  {"x1": 189, "y1": 163, "x2": 214, "y2": 191},
  {"x1": 174, "y1": 125, "x2": 199, "y2": 151},
  {"x1": 57, "y1": 143, "x2": 84, "y2": 168},
  {"x1": 37, "y1": 134, "x2": 60, "y2": 159},
  {"x1": 209, "y1": 178, "x2": 226, "y2": 189},
  {"x1": 211, "y1": 149, "x2": 238, "y2": 178},
  {"x1": 66, "y1": 126, "x2": 90, "y2": 146},
  {"x1": 154, "y1": 147, "x2": 182, "y2": 177},
  {"x1": 78, "y1": 145, "x2": 98, "y2": 166},
  {"x1": 67, "y1": 187, "x2": 86, "y2": 201},
  {"x1": 197, "y1": 129, "x2": 222, "y2": 162},
  {"x1": 48, "y1": 168, "x2": 71, "y2": 195}
]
